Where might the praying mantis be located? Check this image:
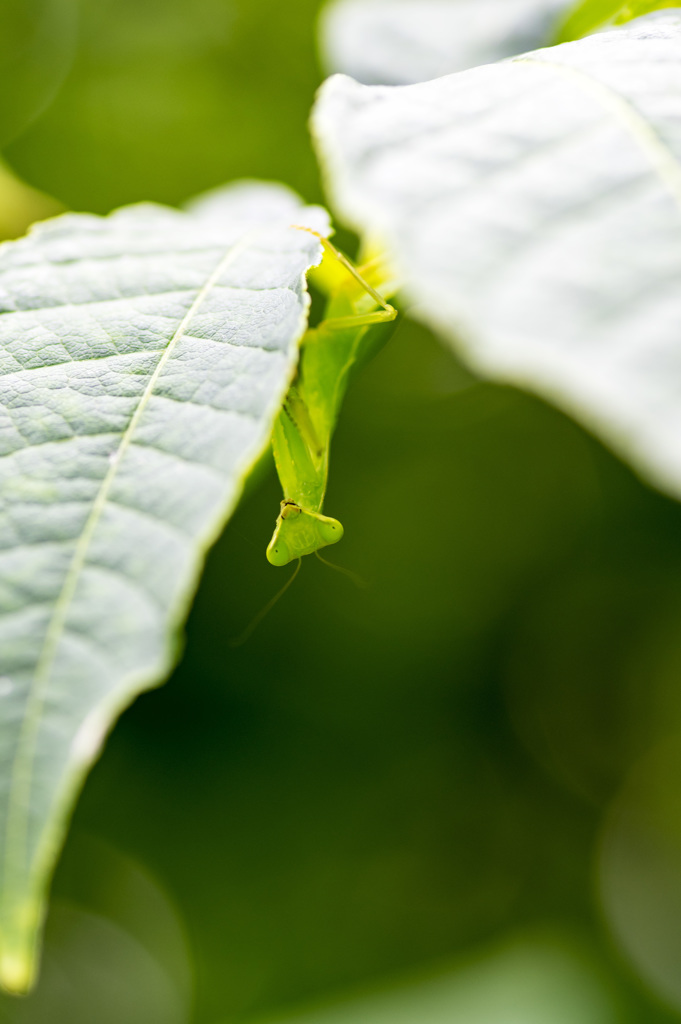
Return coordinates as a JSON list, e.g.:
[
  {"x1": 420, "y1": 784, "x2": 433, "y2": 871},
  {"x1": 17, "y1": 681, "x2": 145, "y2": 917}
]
[{"x1": 266, "y1": 231, "x2": 398, "y2": 566}]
